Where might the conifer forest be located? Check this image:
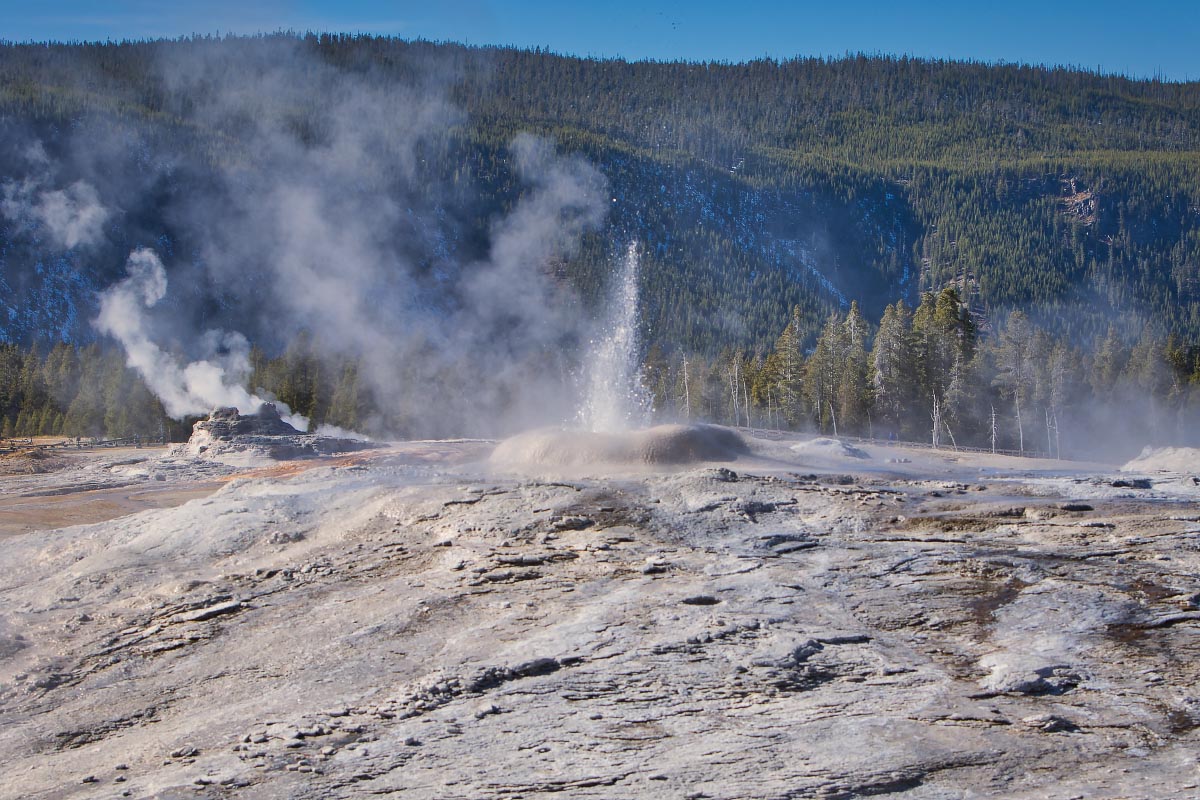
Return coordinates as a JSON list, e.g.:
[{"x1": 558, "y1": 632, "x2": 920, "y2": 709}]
[{"x1": 2, "y1": 35, "x2": 1199, "y2": 457}]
